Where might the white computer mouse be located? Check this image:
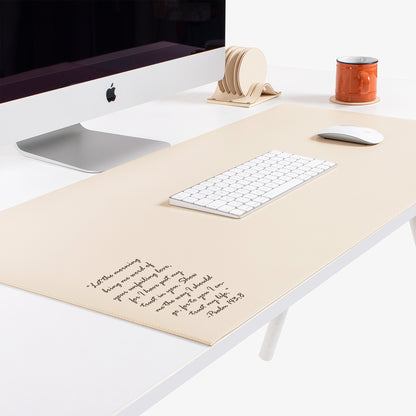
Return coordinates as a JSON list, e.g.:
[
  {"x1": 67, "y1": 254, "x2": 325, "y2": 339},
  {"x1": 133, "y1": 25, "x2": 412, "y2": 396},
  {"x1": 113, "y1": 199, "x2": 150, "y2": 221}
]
[{"x1": 317, "y1": 125, "x2": 384, "y2": 145}]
